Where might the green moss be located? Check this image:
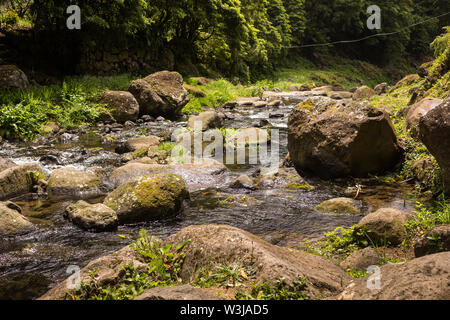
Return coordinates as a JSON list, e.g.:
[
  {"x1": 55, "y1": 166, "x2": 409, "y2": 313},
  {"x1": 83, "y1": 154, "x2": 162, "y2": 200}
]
[
  {"x1": 132, "y1": 148, "x2": 149, "y2": 159},
  {"x1": 285, "y1": 182, "x2": 315, "y2": 191}
]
